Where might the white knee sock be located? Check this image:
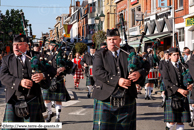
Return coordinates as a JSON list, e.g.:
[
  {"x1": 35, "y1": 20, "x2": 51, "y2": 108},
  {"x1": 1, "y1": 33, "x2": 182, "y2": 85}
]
[
  {"x1": 148, "y1": 87, "x2": 152, "y2": 97},
  {"x1": 56, "y1": 104, "x2": 62, "y2": 119},
  {"x1": 145, "y1": 86, "x2": 148, "y2": 97},
  {"x1": 46, "y1": 102, "x2": 52, "y2": 114},
  {"x1": 176, "y1": 125, "x2": 184, "y2": 130},
  {"x1": 166, "y1": 122, "x2": 175, "y2": 130},
  {"x1": 163, "y1": 94, "x2": 166, "y2": 102},
  {"x1": 190, "y1": 105, "x2": 194, "y2": 121},
  {"x1": 150, "y1": 87, "x2": 153, "y2": 92}
]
